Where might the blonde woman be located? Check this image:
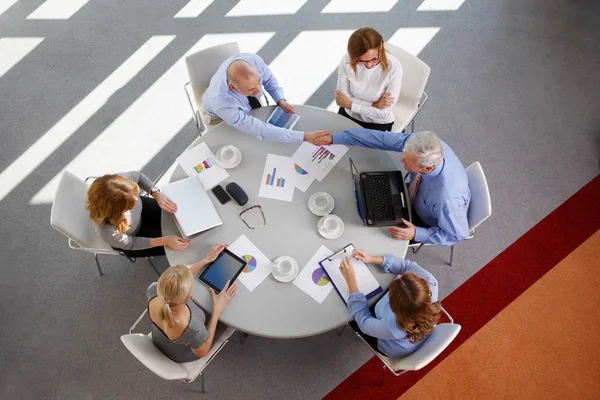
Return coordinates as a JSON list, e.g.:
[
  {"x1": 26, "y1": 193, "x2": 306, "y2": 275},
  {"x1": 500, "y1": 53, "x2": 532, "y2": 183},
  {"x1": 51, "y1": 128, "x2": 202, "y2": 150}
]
[
  {"x1": 335, "y1": 27, "x2": 402, "y2": 131},
  {"x1": 147, "y1": 244, "x2": 237, "y2": 362},
  {"x1": 339, "y1": 249, "x2": 440, "y2": 358},
  {"x1": 86, "y1": 171, "x2": 189, "y2": 258}
]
